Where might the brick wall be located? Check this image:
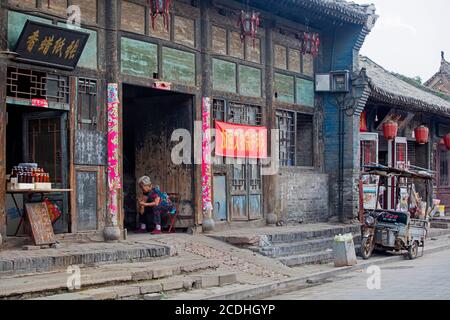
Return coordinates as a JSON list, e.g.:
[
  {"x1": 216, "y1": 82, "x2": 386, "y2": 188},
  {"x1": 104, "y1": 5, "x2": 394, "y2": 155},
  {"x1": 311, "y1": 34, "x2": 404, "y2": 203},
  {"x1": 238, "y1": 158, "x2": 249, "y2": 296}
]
[{"x1": 277, "y1": 168, "x2": 329, "y2": 223}]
